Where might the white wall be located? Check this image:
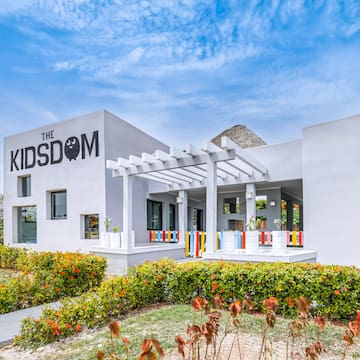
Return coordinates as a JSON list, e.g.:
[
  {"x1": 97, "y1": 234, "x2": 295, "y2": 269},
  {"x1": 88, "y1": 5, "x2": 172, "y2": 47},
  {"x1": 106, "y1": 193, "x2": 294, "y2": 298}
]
[
  {"x1": 303, "y1": 115, "x2": 360, "y2": 266},
  {"x1": 4, "y1": 110, "x2": 106, "y2": 252},
  {"x1": 247, "y1": 140, "x2": 303, "y2": 182}
]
